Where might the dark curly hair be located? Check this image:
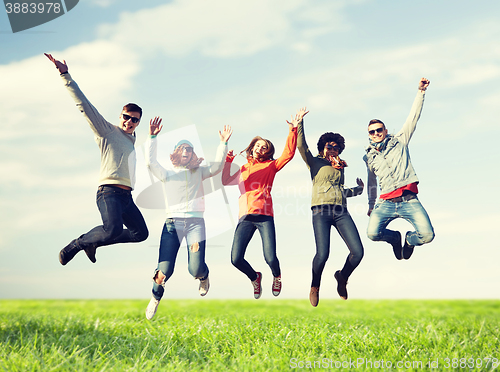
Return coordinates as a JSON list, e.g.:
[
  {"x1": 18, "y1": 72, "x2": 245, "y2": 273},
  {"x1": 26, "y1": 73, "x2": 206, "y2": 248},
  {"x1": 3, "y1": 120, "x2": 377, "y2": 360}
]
[{"x1": 317, "y1": 132, "x2": 345, "y2": 155}]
